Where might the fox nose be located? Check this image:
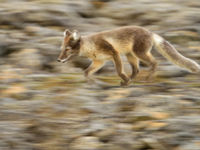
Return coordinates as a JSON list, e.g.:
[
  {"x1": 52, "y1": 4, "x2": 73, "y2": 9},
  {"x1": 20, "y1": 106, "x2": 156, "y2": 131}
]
[{"x1": 57, "y1": 59, "x2": 61, "y2": 62}]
